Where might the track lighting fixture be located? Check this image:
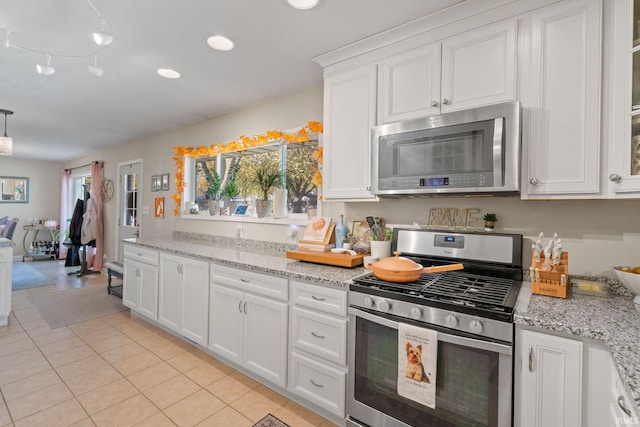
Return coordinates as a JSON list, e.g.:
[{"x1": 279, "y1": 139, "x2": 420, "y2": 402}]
[
  {"x1": 88, "y1": 54, "x2": 104, "y2": 77},
  {"x1": 36, "y1": 53, "x2": 55, "y2": 76},
  {"x1": 0, "y1": 109, "x2": 13, "y2": 156},
  {"x1": 93, "y1": 18, "x2": 113, "y2": 46},
  {"x1": 2, "y1": 0, "x2": 112, "y2": 76}
]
